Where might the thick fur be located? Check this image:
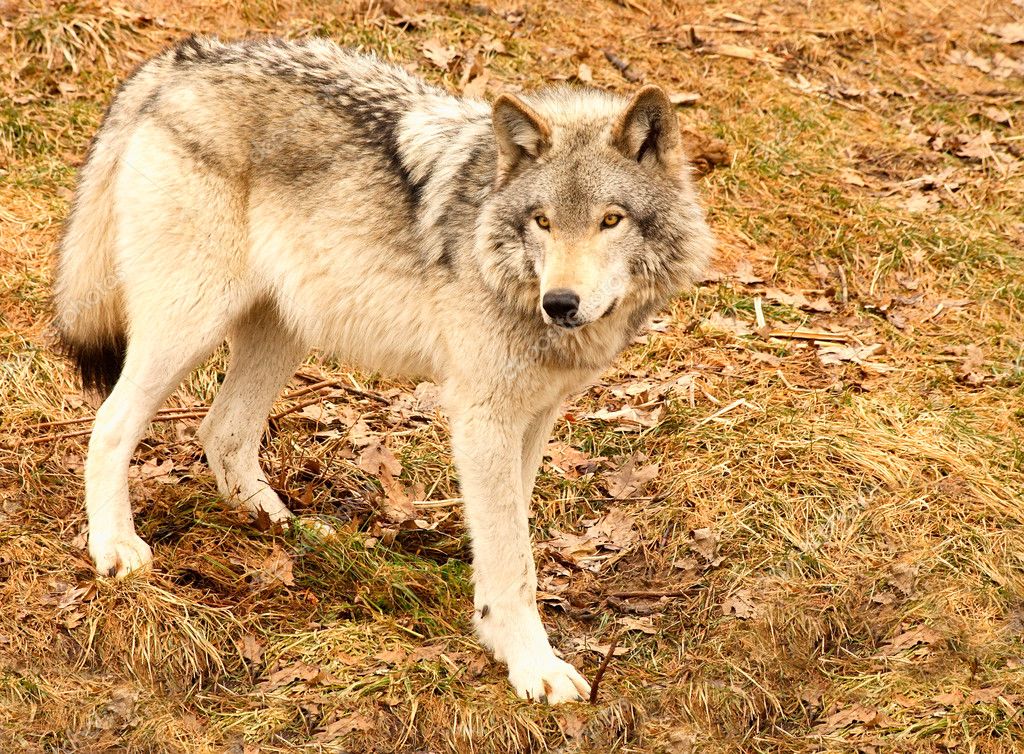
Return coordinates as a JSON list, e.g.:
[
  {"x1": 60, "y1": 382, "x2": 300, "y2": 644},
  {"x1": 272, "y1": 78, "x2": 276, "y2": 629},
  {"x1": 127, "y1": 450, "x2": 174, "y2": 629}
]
[{"x1": 55, "y1": 35, "x2": 713, "y2": 704}]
